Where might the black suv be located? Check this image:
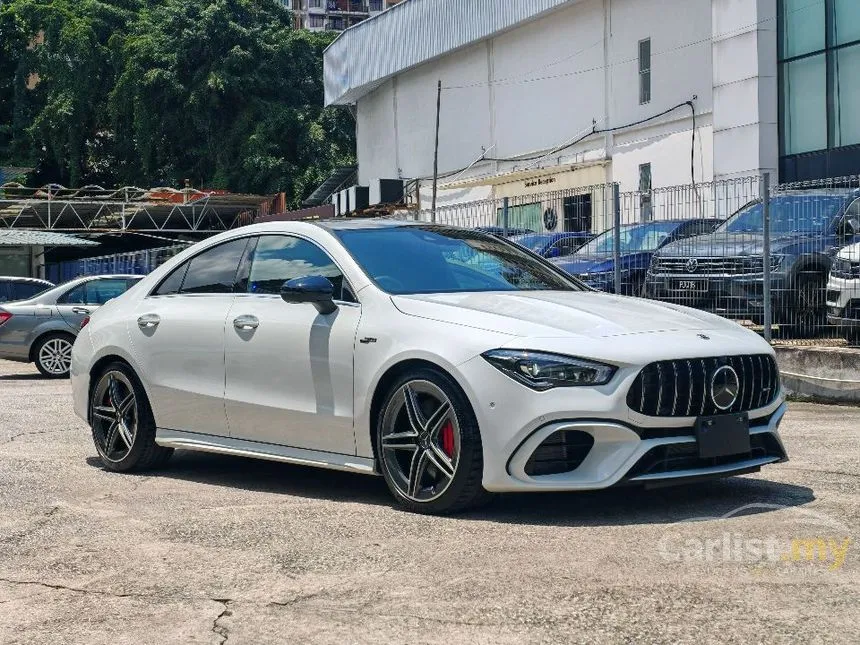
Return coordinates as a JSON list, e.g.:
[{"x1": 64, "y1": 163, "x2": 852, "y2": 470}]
[
  {"x1": 0, "y1": 276, "x2": 54, "y2": 303},
  {"x1": 645, "y1": 190, "x2": 860, "y2": 335}
]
